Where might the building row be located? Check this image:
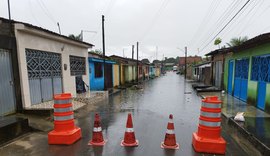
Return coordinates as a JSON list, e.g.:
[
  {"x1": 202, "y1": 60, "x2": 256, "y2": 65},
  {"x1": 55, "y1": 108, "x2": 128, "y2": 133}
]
[
  {"x1": 192, "y1": 33, "x2": 270, "y2": 114},
  {"x1": 0, "y1": 17, "x2": 161, "y2": 116}
]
